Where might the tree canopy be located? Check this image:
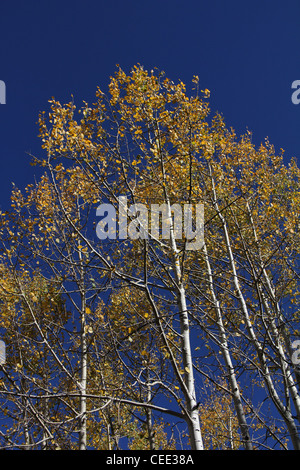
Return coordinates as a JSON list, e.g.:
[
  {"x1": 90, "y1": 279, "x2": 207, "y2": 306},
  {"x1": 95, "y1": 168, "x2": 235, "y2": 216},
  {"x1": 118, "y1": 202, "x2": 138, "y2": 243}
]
[{"x1": 0, "y1": 65, "x2": 299, "y2": 450}]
